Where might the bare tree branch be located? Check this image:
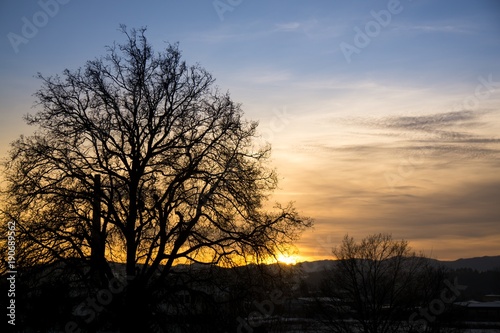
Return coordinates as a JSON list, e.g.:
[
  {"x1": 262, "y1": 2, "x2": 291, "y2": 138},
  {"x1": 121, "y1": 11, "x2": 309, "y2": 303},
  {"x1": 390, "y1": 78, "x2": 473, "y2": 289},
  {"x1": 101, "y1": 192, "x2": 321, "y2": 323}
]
[{"x1": 0, "y1": 26, "x2": 312, "y2": 332}]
